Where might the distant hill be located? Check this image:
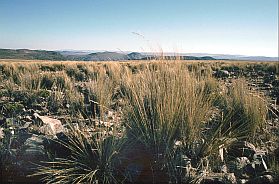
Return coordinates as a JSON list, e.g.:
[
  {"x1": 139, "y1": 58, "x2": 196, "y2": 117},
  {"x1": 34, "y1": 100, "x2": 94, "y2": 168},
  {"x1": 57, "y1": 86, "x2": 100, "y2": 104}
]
[
  {"x1": 0, "y1": 49, "x2": 277, "y2": 61},
  {"x1": 83, "y1": 52, "x2": 129, "y2": 61},
  {"x1": 0, "y1": 49, "x2": 66, "y2": 60},
  {"x1": 0, "y1": 49, "x2": 218, "y2": 61},
  {"x1": 0, "y1": 49, "x2": 217, "y2": 61},
  {"x1": 175, "y1": 53, "x2": 278, "y2": 61},
  {"x1": 59, "y1": 50, "x2": 91, "y2": 56},
  {"x1": 127, "y1": 52, "x2": 145, "y2": 60},
  {"x1": 220, "y1": 56, "x2": 278, "y2": 61},
  {"x1": 141, "y1": 55, "x2": 216, "y2": 60},
  {"x1": 182, "y1": 56, "x2": 216, "y2": 60}
]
